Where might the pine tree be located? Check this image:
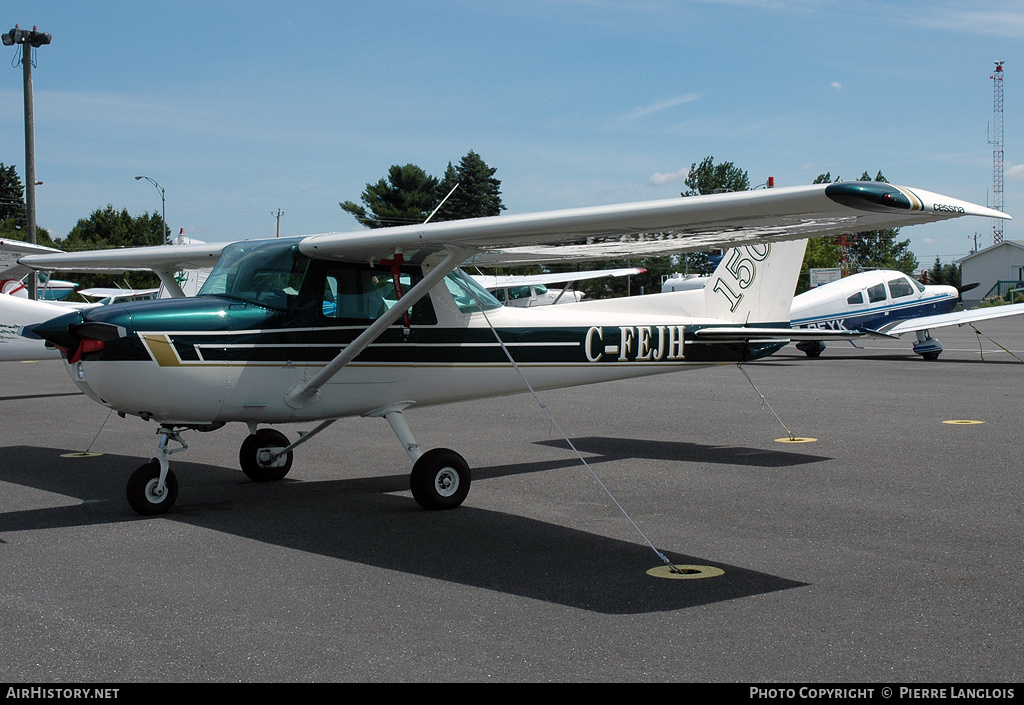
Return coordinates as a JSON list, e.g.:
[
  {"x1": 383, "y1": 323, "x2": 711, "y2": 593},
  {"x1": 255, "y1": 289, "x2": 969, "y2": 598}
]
[
  {"x1": 0, "y1": 162, "x2": 28, "y2": 224},
  {"x1": 340, "y1": 164, "x2": 440, "y2": 229},
  {"x1": 0, "y1": 162, "x2": 55, "y2": 246},
  {"x1": 434, "y1": 151, "x2": 505, "y2": 221}
]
